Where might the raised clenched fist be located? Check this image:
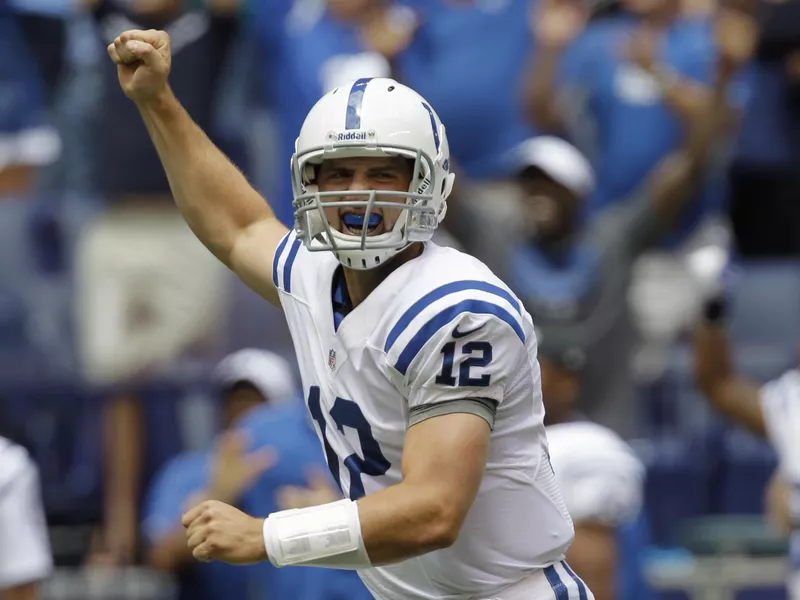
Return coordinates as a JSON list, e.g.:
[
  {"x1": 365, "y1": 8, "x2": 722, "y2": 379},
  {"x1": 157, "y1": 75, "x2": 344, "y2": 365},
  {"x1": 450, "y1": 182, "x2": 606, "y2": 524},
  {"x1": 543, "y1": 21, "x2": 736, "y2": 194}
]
[{"x1": 107, "y1": 29, "x2": 172, "y2": 105}]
